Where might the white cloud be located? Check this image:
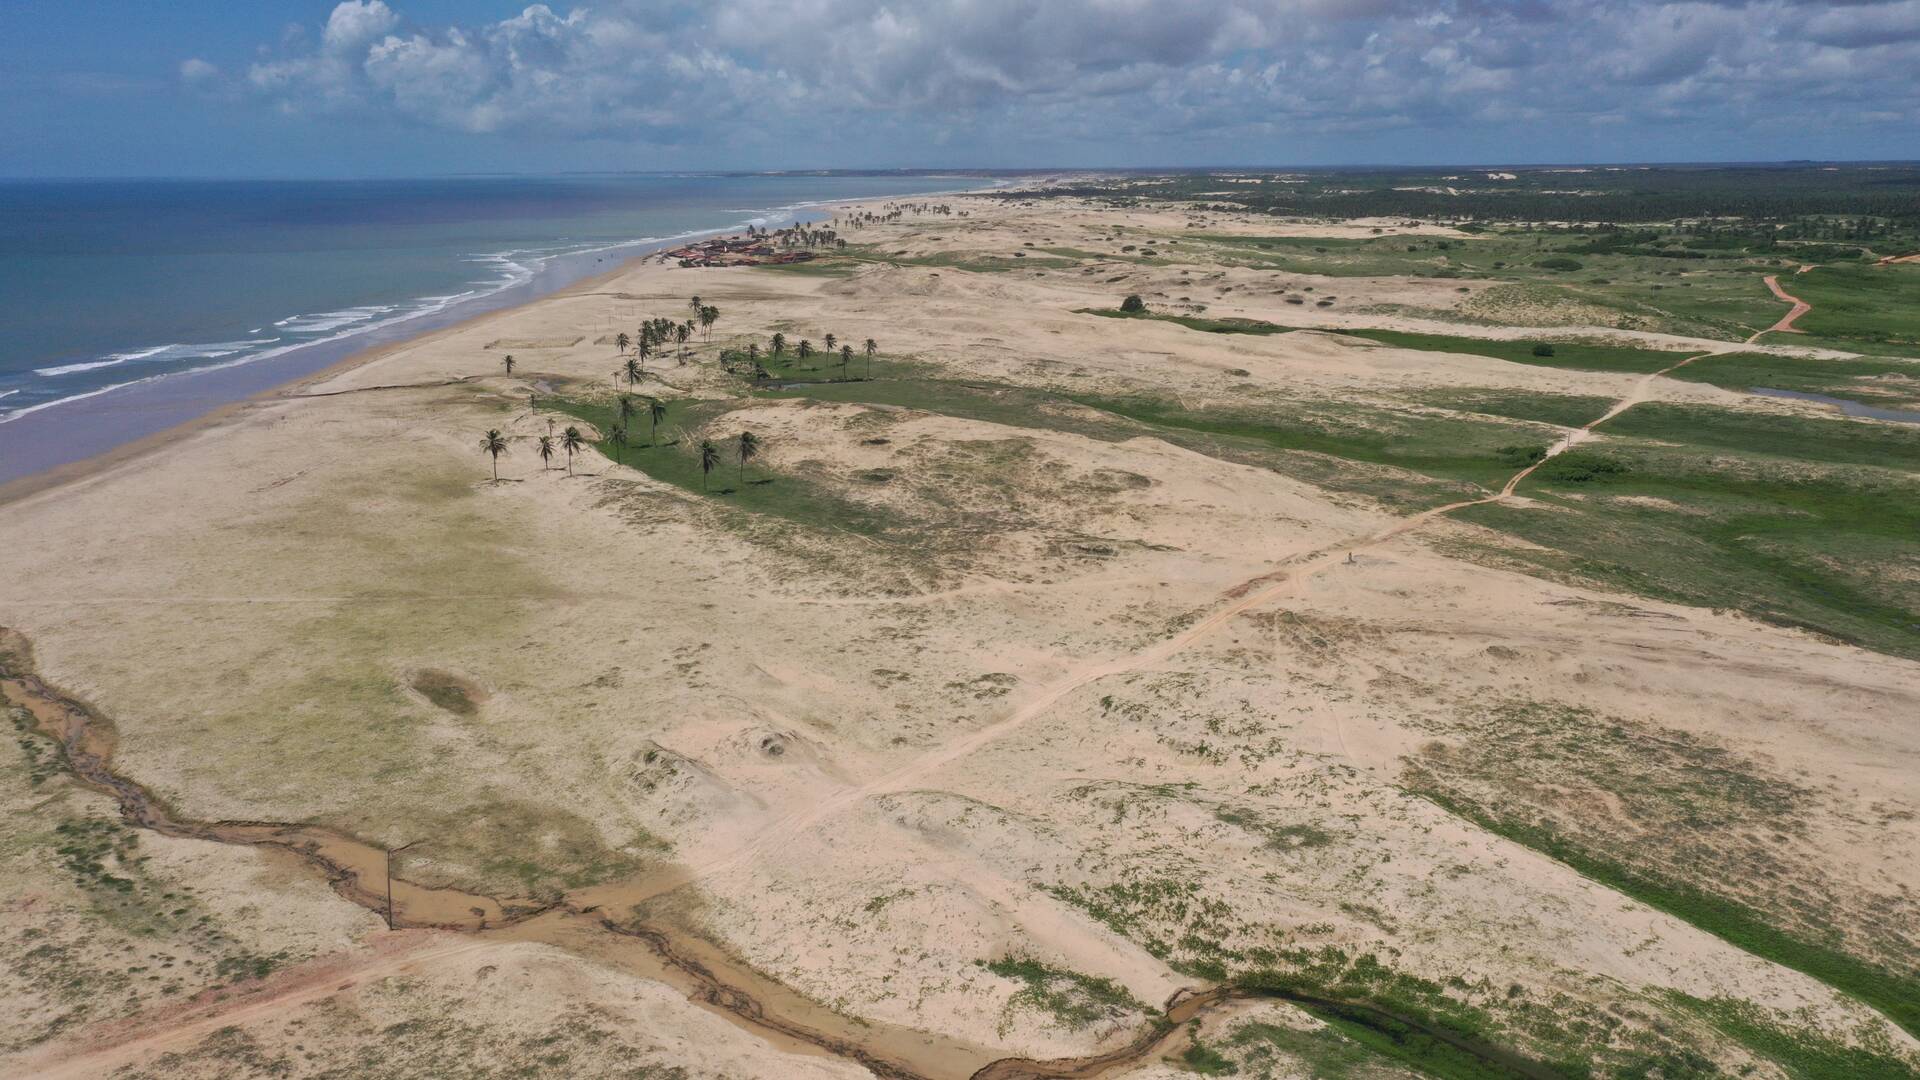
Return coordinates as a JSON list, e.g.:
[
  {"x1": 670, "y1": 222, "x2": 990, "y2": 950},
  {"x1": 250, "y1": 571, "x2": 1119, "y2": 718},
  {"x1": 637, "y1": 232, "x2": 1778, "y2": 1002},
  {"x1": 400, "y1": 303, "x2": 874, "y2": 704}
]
[{"x1": 213, "y1": 0, "x2": 1920, "y2": 153}]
